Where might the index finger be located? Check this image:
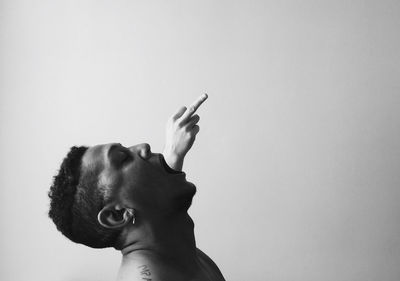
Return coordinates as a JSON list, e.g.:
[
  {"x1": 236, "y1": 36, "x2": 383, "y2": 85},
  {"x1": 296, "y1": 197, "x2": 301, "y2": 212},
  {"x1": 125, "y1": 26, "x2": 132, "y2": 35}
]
[{"x1": 180, "y1": 93, "x2": 208, "y2": 122}]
